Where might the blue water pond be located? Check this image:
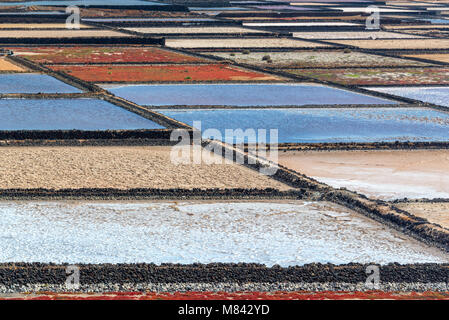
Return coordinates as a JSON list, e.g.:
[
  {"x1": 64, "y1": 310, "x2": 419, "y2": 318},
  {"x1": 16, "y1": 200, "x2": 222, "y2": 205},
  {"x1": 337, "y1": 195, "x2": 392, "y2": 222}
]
[
  {"x1": 0, "y1": 74, "x2": 82, "y2": 94},
  {"x1": 0, "y1": 99, "x2": 164, "y2": 130},
  {"x1": 105, "y1": 84, "x2": 396, "y2": 106},
  {"x1": 366, "y1": 86, "x2": 449, "y2": 108},
  {"x1": 158, "y1": 108, "x2": 449, "y2": 143}
]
